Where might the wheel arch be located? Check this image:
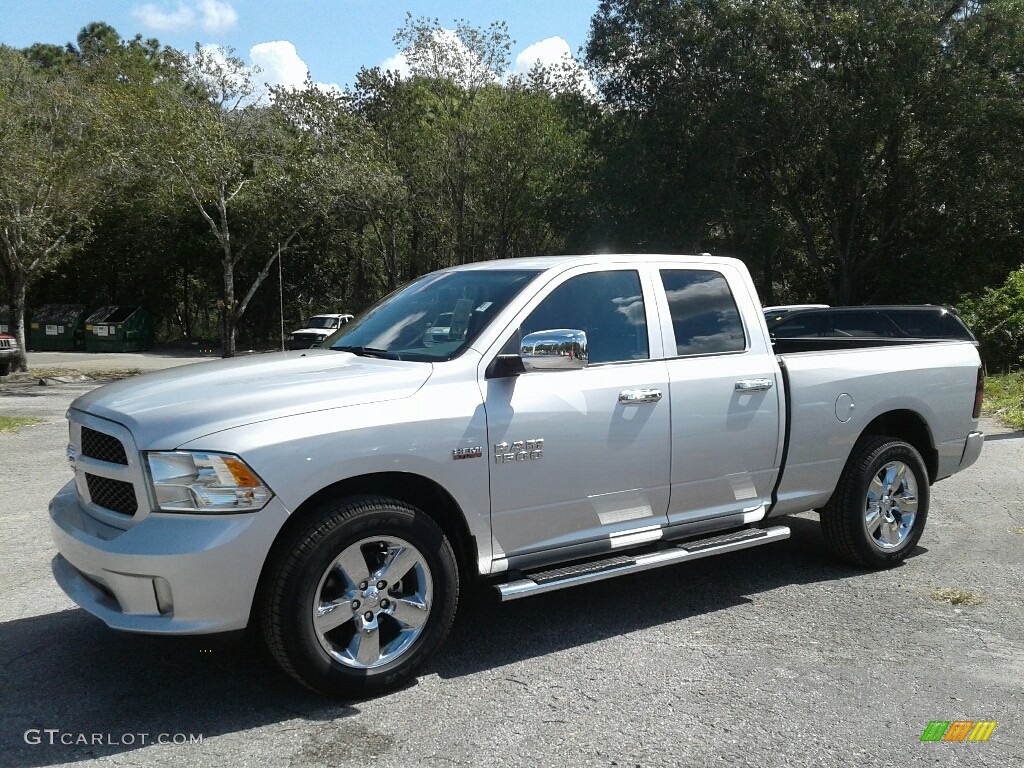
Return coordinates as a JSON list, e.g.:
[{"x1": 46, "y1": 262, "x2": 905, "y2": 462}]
[
  {"x1": 253, "y1": 472, "x2": 479, "y2": 623},
  {"x1": 857, "y1": 409, "x2": 937, "y2": 482}
]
